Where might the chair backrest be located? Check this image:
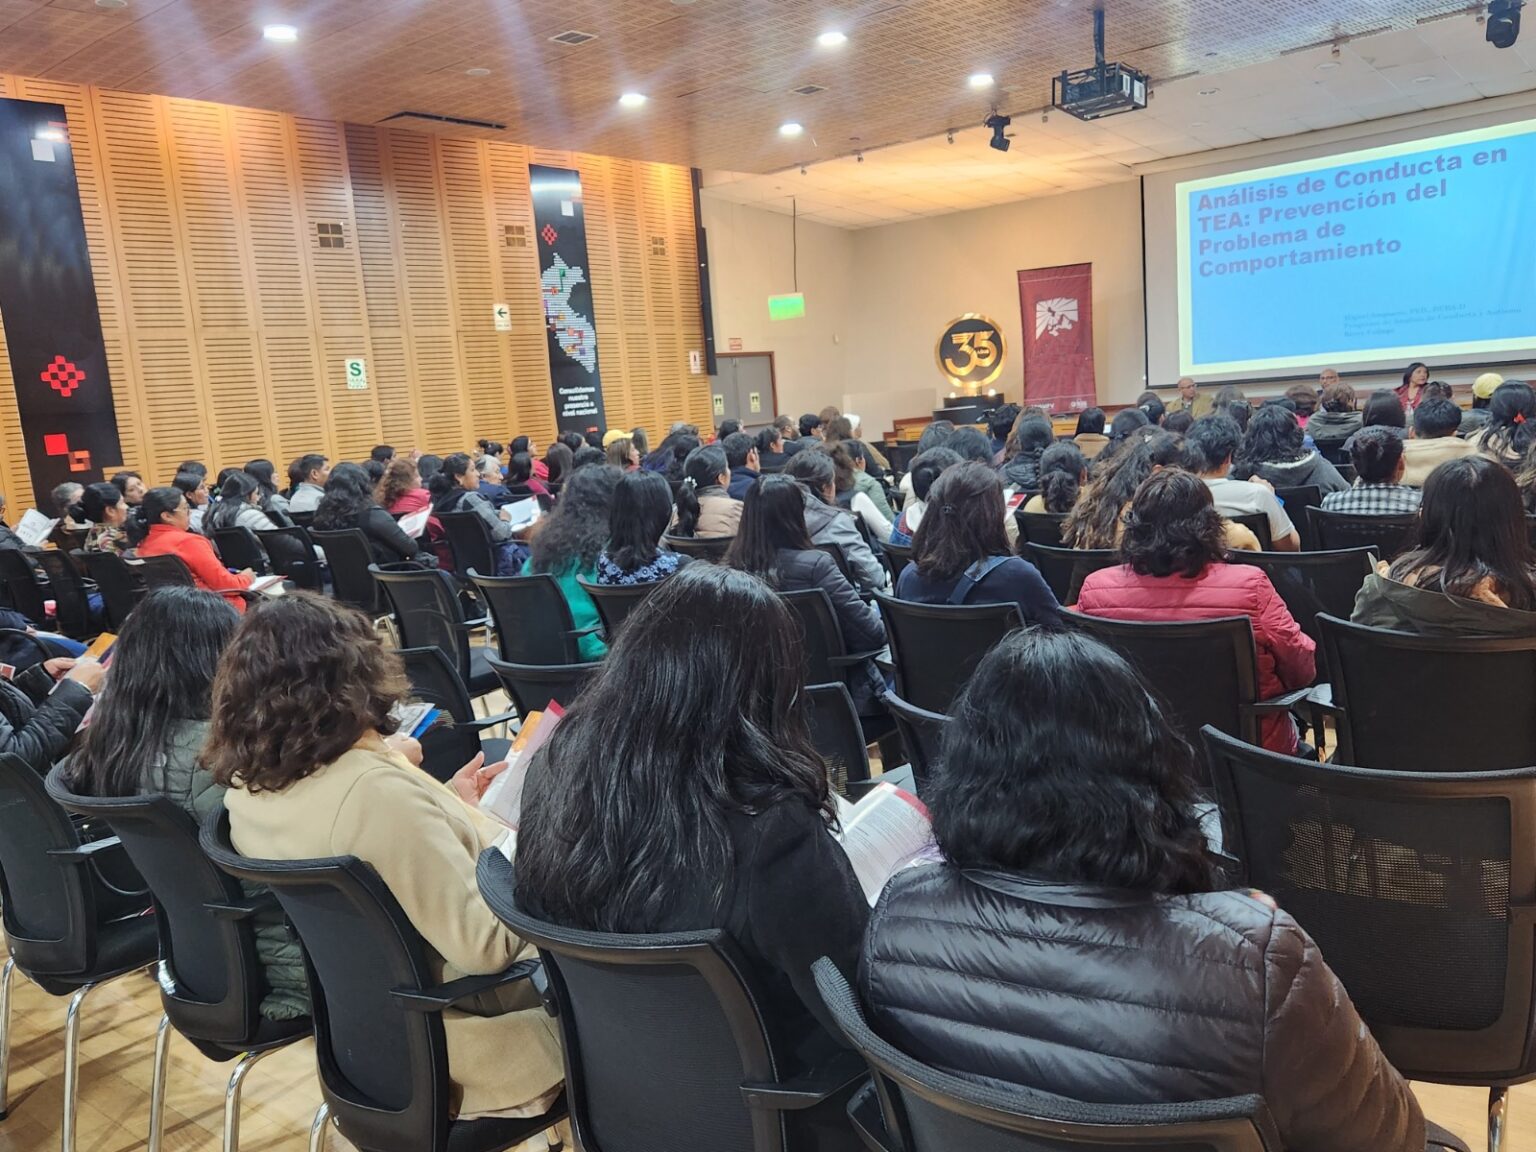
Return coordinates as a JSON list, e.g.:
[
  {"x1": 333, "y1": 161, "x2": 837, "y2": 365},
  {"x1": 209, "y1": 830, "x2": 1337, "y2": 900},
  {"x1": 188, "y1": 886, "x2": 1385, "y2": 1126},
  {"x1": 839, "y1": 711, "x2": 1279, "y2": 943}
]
[
  {"x1": 257, "y1": 526, "x2": 324, "y2": 591},
  {"x1": 210, "y1": 526, "x2": 271, "y2": 576},
  {"x1": 781, "y1": 587, "x2": 853, "y2": 686},
  {"x1": 576, "y1": 576, "x2": 663, "y2": 640},
  {"x1": 874, "y1": 592, "x2": 1020, "y2": 713},
  {"x1": 0, "y1": 547, "x2": 46, "y2": 622},
  {"x1": 52, "y1": 525, "x2": 88, "y2": 553},
  {"x1": 396, "y1": 645, "x2": 475, "y2": 724},
  {"x1": 815, "y1": 542, "x2": 855, "y2": 584},
  {"x1": 1069, "y1": 614, "x2": 1261, "y2": 756},
  {"x1": 437, "y1": 511, "x2": 495, "y2": 578},
  {"x1": 45, "y1": 772, "x2": 267, "y2": 1047},
  {"x1": 663, "y1": 534, "x2": 733, "y2": 563},
  {"x1": 485, "y1": 653, "x2": 599, "y2": 718},
  {"x1": 0, "y1": 751, "x2": 100, "y2": 978},
  {"x1": 812, "y1": 959, "x2": 1279, "y2": 1152},
  {"x1": 475, "y1": 849, "x2": 805, "y2": 1152},
  {"x1": 78, "y1": 549, "x2": 144, "y2": 629},
  {"x1": 201, "y1": 809, "x2": 458, "y2": 1152},
  {"x1": 804, "y1": 683, "x2": 871, "y2": 794},
  {"x1": 138, "y1": 553, "x2": 196, "y2": 590},
  {"x1": 472, "y1": 572, "x2": 581, "y2": 664},
  {"x1": 288, "y1": 509, "x2": 316, "y2": 529},
  {"x1": 1271, "y1": 486, "x2": 1321, "y2": 550},
  {"x1": 1306, "y1": 507, "x2": 1418, "y2": 559},
  {"x1": 1227, "y1": 511, "x2": 1271, "y2": 551},
  {"x1": 1318, "y1": 613, "x2": 1536, "y2": 770},
  {"x1": 1202, "y1": 726, "x2": 1536, "y2": 1084},
  {"x1": 372, "y1": 566, "x2": 473, "y2": 687},
  {"x1": 311, "y1": 528, "x2": 383, "y2": 615},
  {"x1": 1021, "y1": 543, "x2": 1117, "y2": 607},
  {"x1": 883, "y1": 541, "x2": 913, "y2": 581},
  {"x1": 1226, "y1": 547, "x2": 1377, "y2": 658},
  {"x1": 32, "y1": 549, "x2": 95, "y2": 639},
  {"x1": 880, "y1": 692, "x2": 948, "y2": 796},
  {"x1": 1013, "y1": 510, "x2": 1067, "y2": 548}
]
